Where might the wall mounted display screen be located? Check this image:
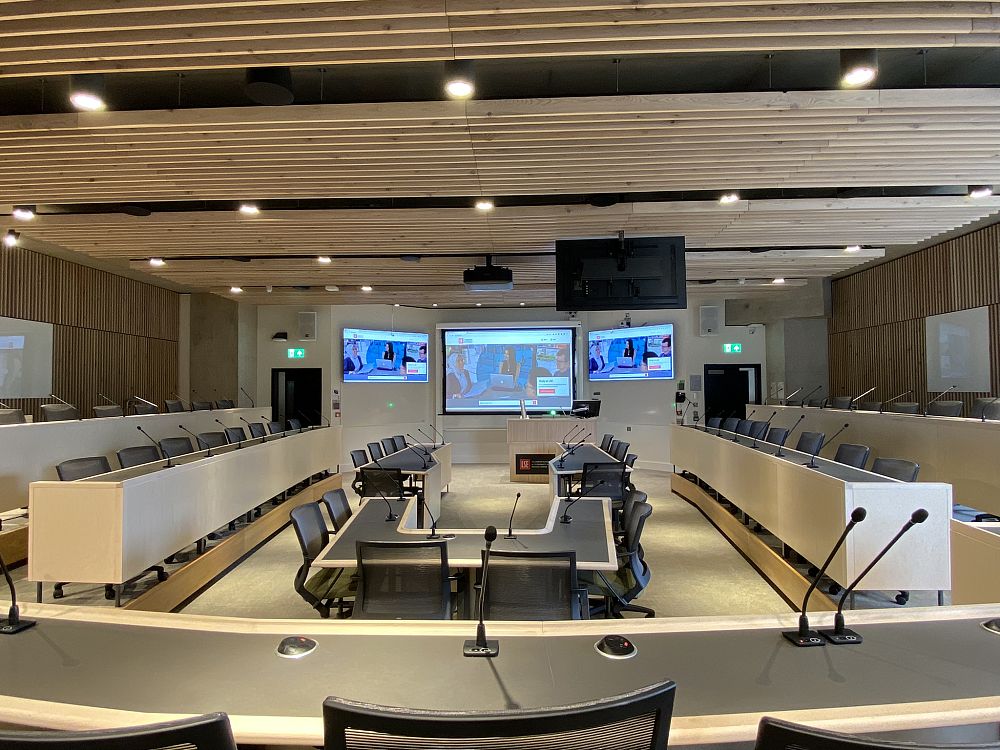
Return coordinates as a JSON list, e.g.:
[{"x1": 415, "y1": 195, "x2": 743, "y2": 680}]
[
  {"x1": 925, "y1": 307, "x2": 990, "y2": 393},
  {"x1": 343, "y1": 328, "x2": 429, "y2": 383},
  {"x1": 442, "y1": 327, "x2": 575, "y2": 413},
  {"x1": 588, "y1": 323, "x2": 674, "y2": 381},
  {"x1": 0, "y1": 316, "x2": 54, "y2": 398}
]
